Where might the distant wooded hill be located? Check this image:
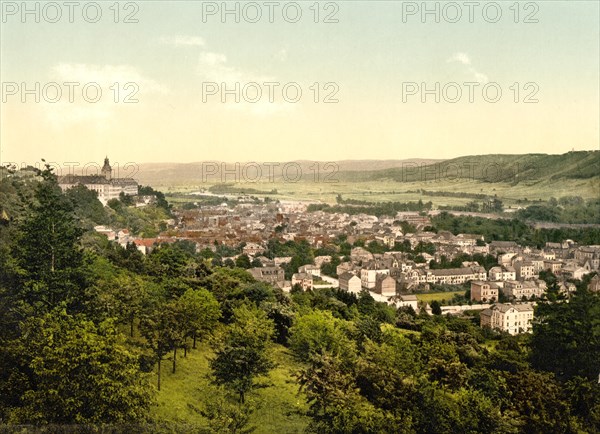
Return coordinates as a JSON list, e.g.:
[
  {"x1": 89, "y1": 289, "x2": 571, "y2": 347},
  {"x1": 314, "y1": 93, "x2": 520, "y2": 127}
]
[
  {"x1": 333, "y1": 151, "x2": 600, "y2": 183},
  {"x1": 134, "y1": 151, "x2": 599, "y2": 186}
]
